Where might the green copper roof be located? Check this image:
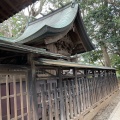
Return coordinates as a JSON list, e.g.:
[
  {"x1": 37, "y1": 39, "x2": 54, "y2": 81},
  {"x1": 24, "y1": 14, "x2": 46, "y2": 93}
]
[
  {"x1": 15, "y1": 4, "x2": 78, "y2": 43},
  {"x1": 0, "y1": 3, "x2": 94, "y2": 55},
  {"x1": 0, "y1": 4, "x2": 78, "y2": 44}
]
